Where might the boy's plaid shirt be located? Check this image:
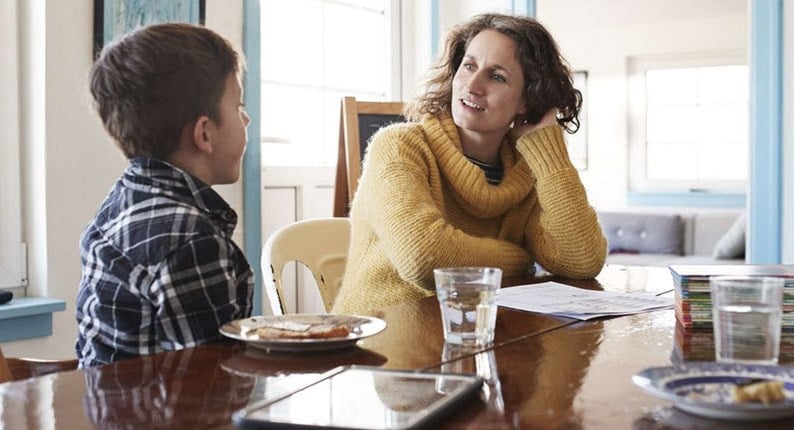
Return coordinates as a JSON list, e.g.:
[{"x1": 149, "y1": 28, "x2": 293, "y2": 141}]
[{"x1": 76, "y1": 157, "x2": 253, "y2": 368}]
